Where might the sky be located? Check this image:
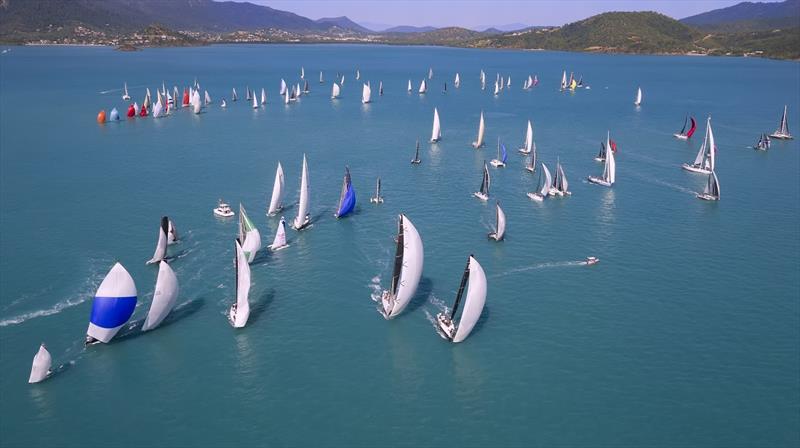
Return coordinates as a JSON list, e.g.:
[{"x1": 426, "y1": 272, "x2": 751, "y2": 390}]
[{"x1": 237, "y1": 0, "x2": 784, "y2": 30}]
